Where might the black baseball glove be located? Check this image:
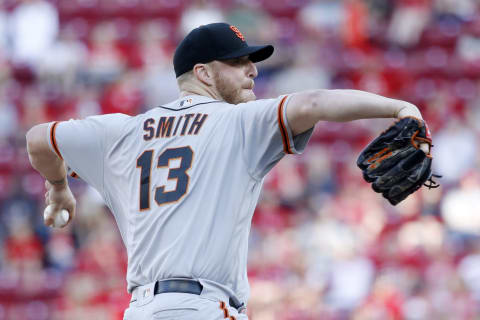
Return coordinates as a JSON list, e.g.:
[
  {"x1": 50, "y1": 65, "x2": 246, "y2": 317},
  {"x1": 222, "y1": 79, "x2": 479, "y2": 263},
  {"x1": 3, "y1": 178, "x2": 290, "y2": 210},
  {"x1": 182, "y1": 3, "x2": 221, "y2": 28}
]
[{"x1": 357, "y1": 117, "x2": 441, "y2": 205}]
